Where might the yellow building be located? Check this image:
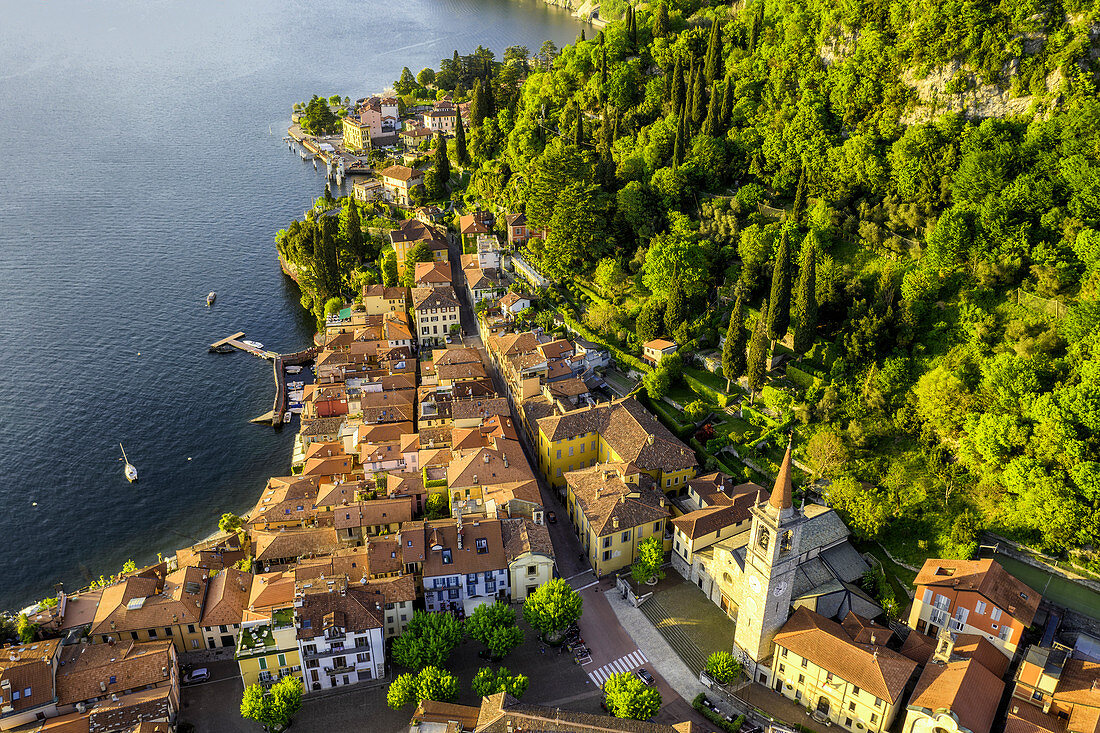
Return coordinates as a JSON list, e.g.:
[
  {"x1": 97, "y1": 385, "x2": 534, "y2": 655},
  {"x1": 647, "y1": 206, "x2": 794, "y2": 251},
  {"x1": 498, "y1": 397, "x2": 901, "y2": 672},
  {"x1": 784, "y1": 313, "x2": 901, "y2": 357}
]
[
  {"x1": 772, "y1": 607, "x2": 918, "y2": 733},
  {"x1": 90, "y1": 565, "x2": 210, "y2": 653},
  {"x1": 236, "y1": 608, "x2": 303, "y2": 689},
  {"x1": 534, "y1": 397, "x2": 698, "y2": 493},
  {"x1": 565, "y1": 462, "x2": 670, "y2": 576},
  {"x1": 342, "y1": 116, "x2": 371, "y2": 152},
  {"x1": 503, "y1": 517, "x2": 556, "y2": 601}
]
